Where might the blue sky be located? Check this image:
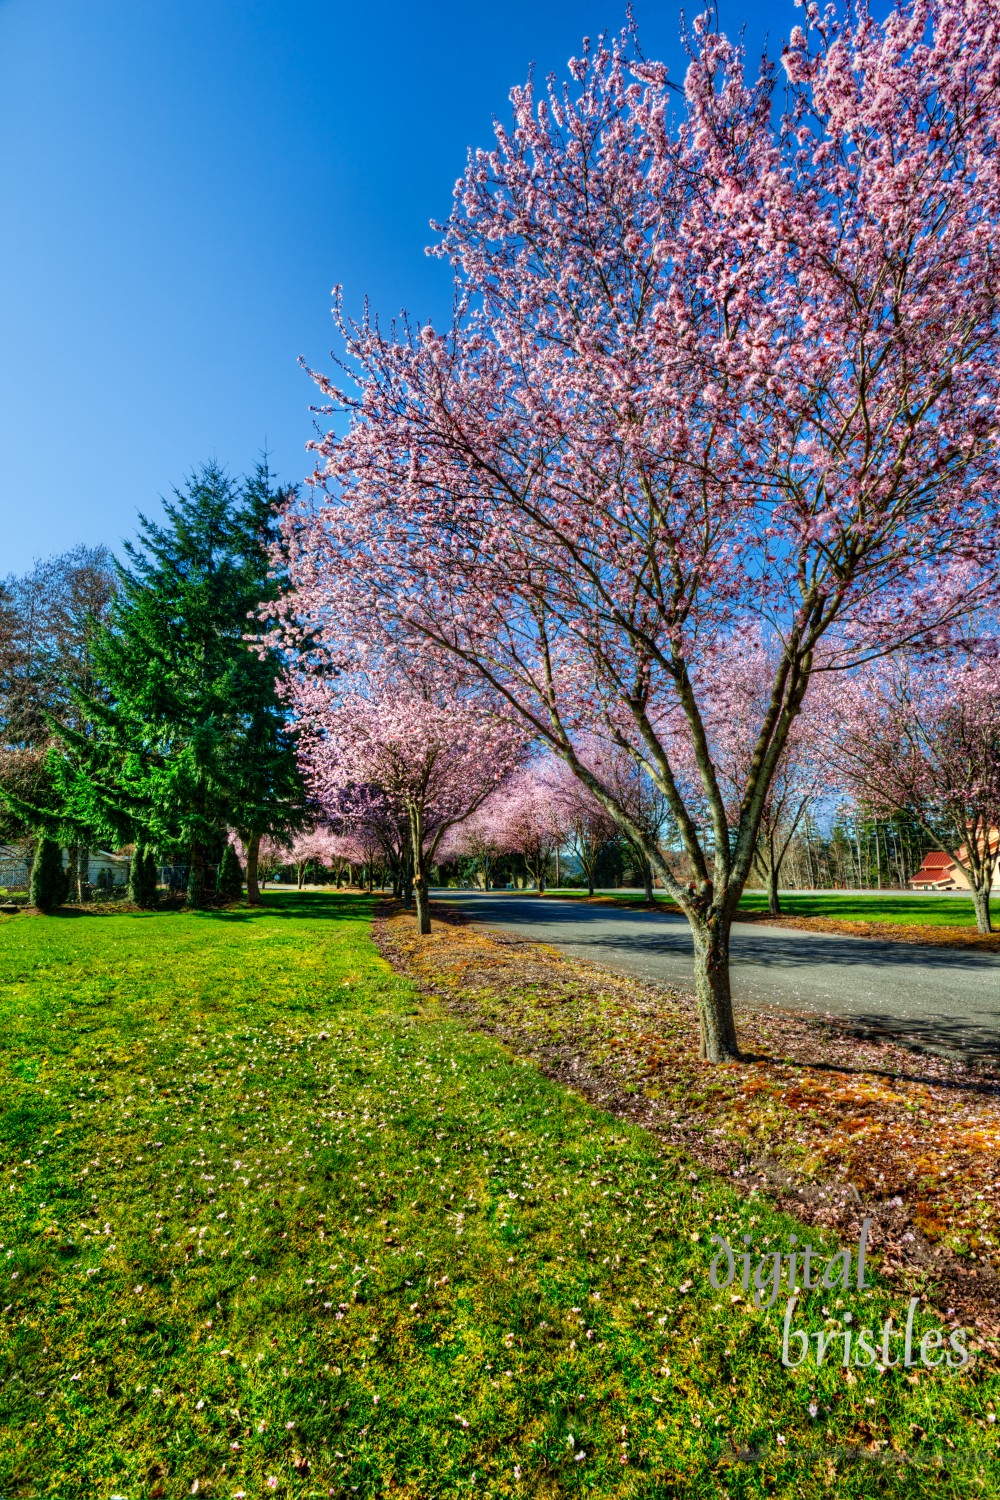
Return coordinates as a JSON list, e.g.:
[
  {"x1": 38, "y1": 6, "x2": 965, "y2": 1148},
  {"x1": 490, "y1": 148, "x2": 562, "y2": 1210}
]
[{"x1": 1, "y1": 0, "x2": 784, "y2": 574}]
